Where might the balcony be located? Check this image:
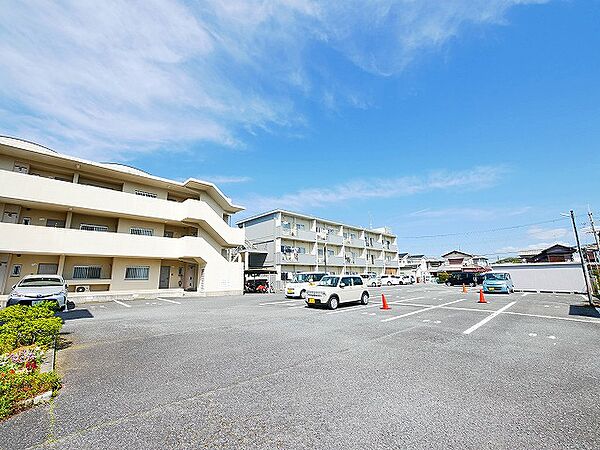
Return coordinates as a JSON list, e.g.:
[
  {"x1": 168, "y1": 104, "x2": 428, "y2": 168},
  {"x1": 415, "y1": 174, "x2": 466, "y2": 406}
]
[
  {"x1": 276, "y1": 226, "x2": 316, "y2": 242},
  {"x1": 0, "y1": 222, "x2": 227, "y2": 263},
  {"x1": 371, "y1": 259, "x2": 385, "y2": 268},
  {"x1": 323, "y1": 256, "x2": 344, "y2": 266},
  {"x1": 276, "y1": 252, "x2": 315, "y2": 265},
  {"x1": 0, "y1": 170, "x2": 244, "y2": 247},
  {"x1": 371, "y1": 241, "x2": 383, "y2": 250},
  {"x1": 326, "y1": 234, "x2": 344, "y2": 245},
  {"x1": 345, "y1": 237, "x2": 365, "y2": 248}
]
